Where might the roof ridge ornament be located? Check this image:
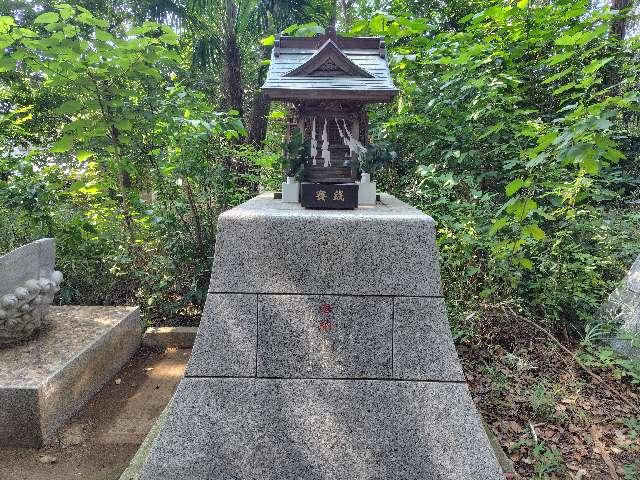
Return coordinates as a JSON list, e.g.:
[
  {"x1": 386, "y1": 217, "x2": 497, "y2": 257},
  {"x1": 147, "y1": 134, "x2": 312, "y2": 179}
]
[{"x1": 284, "y1": 39, "x2": 374, "y2": 78}]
